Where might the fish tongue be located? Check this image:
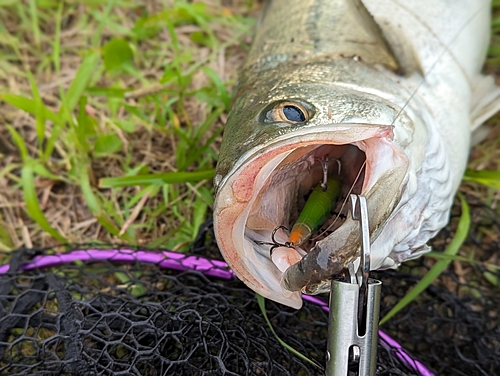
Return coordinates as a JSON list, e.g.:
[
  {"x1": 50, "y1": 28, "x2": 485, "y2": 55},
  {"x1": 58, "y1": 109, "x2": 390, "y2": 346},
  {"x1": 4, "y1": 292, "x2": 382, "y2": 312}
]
[{"x1": 281, "y1": 164, "x2": 408, "y2": 294}]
